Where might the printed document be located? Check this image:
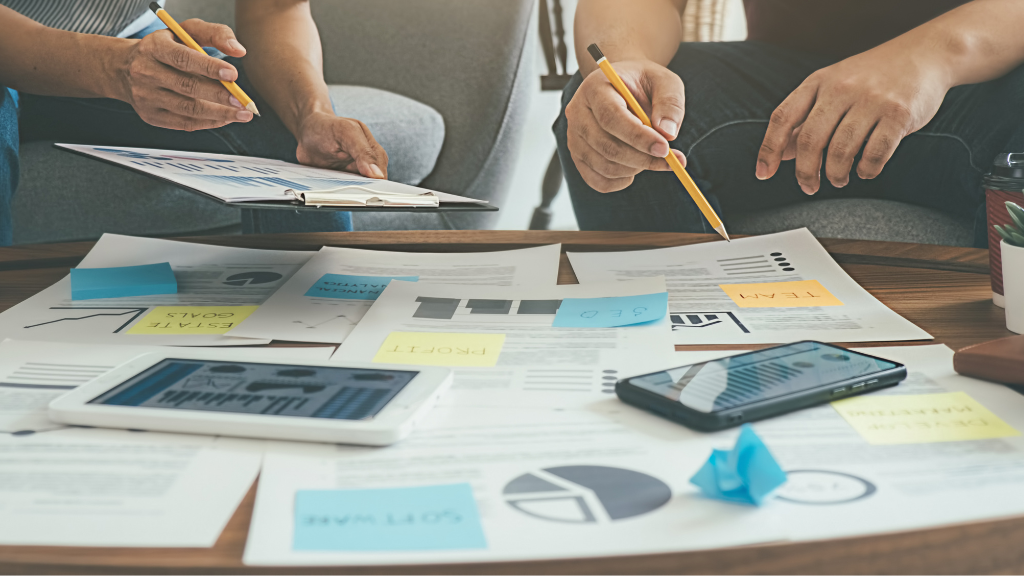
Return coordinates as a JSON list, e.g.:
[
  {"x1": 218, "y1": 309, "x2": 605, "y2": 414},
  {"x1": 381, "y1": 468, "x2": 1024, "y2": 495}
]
[
  {"x1": 567, "y1": 228, "x2": 931, "y2": 345},
  {"x1": 0, "y1": 234, "x2": 314, "y2": 346},
  {"x1": 58, "y1": 144, "x2": 486, "y2": 206},
  {"x1": 229, "y1": 245, "x2": 562, "y2": 344}
]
